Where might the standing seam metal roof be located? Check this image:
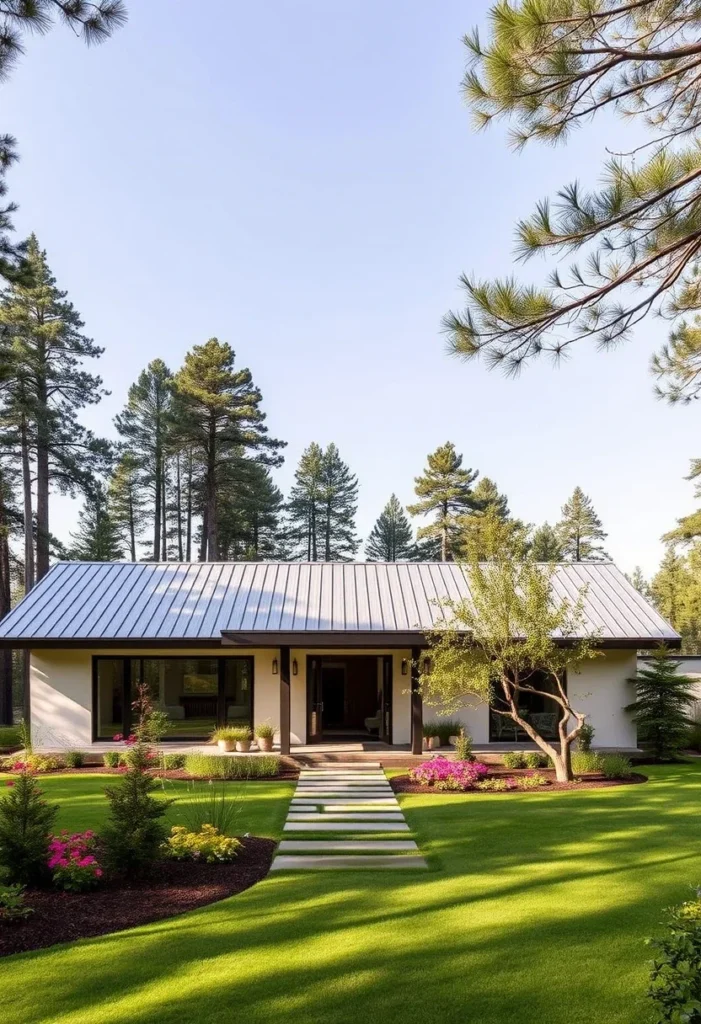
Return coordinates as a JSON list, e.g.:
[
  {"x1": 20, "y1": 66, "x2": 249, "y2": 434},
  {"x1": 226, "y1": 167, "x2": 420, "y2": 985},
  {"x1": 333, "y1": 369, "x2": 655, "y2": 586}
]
[{"x1": 0, "y1": 560, "x2": 680, "y2": 643}]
